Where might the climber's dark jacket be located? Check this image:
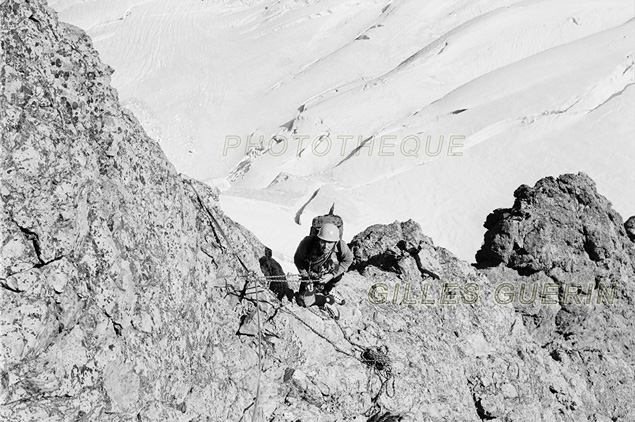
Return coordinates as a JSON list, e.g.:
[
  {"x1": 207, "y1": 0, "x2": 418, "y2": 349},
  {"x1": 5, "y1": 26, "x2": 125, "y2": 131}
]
[{"x1": 294, "y1": 235, "x2": 353, "y2": 279}]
